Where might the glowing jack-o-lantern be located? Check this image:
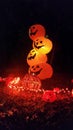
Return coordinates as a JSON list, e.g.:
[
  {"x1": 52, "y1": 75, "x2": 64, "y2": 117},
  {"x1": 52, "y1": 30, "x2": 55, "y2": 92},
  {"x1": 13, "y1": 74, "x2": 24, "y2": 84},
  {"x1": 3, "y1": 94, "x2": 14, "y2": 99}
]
[
  {"x1": 28, "y1": 63, "x2": 53, "y2": 80},
  {"x1": 29, "y1": 24, "x2": 46, "y2": 40},
  {"x1": 27, "y1": 49, "x2": 48, "y2": 66},
  {"x1": 33, "y1": 36, "x2": 53, "y2": 54},
  {"x1": 22, "y1": 74, "x2": 41, "y2": 90}
]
